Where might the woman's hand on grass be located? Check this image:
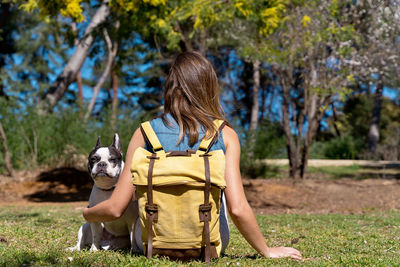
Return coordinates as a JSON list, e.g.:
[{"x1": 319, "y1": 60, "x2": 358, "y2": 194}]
[{"x1": 266, "y1": 247, "x2": 303, "y2": 260}]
